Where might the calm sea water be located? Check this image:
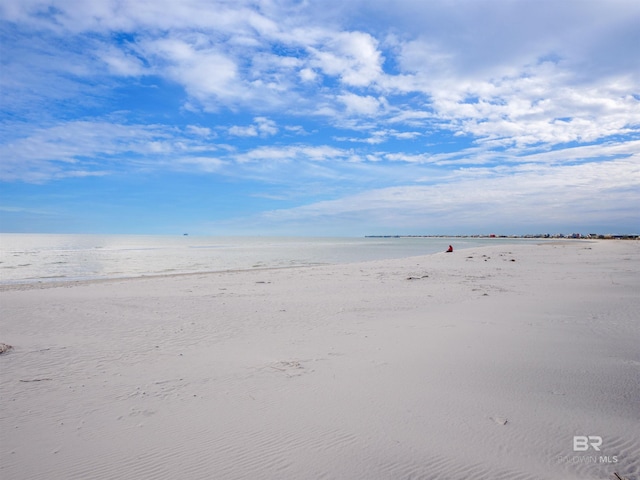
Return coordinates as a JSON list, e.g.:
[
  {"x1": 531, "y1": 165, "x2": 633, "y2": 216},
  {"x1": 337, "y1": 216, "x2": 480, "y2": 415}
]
[{"x1": 0, "y1": 234, "x2": 534, "y2": 284}]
